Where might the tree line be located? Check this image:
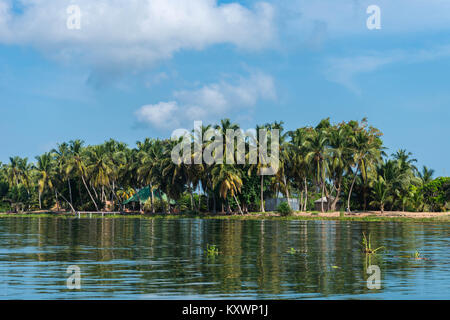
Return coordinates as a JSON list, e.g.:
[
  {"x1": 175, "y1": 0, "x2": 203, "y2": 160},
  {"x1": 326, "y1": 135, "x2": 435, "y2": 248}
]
[{"x1": 0, "y1": 118, "x2": 448, "y2": 214}]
